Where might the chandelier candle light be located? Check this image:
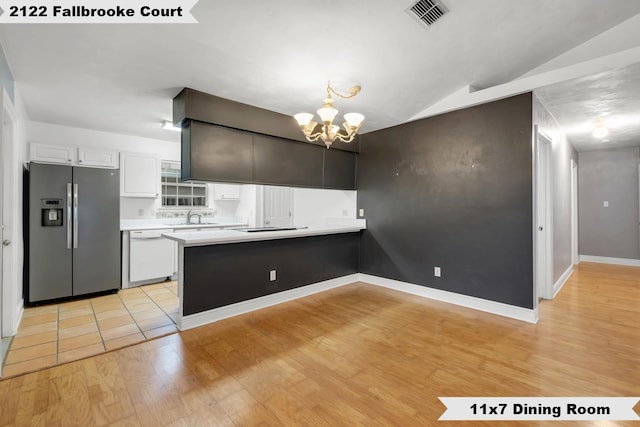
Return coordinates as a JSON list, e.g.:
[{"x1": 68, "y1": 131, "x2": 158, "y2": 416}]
[{"x1": 294, "y1": 81, "x2": 365, "y2": 148}]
